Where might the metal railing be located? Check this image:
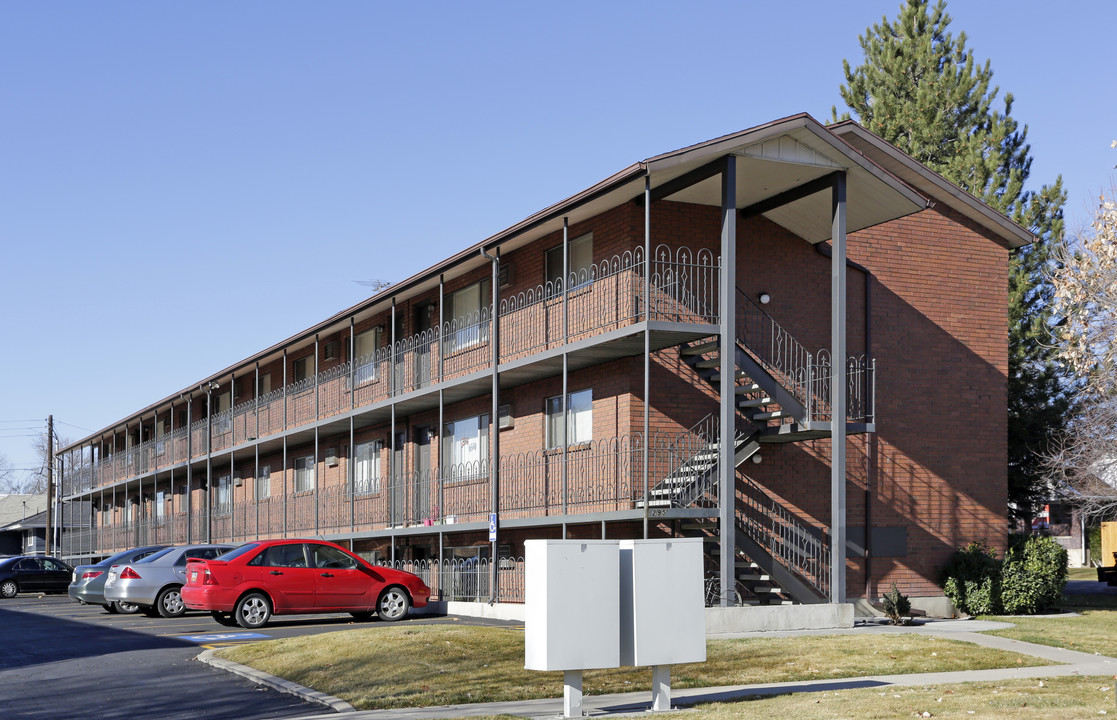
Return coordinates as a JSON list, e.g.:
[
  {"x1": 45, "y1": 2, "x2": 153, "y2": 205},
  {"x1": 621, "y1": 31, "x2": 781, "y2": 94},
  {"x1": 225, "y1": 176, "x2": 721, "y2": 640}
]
[
  {"x1": 736, "y1": 478, "x2": 830, "y2": 598},
  {"x1": 736, "y1": 287, "x2": 875, "y2": 424},
  {"x1": 371, "y1": 557, "x2": 526, "y2": 603},
  {"x1": 64, "y1": 245, "x2": 721, "y2": 495}
]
